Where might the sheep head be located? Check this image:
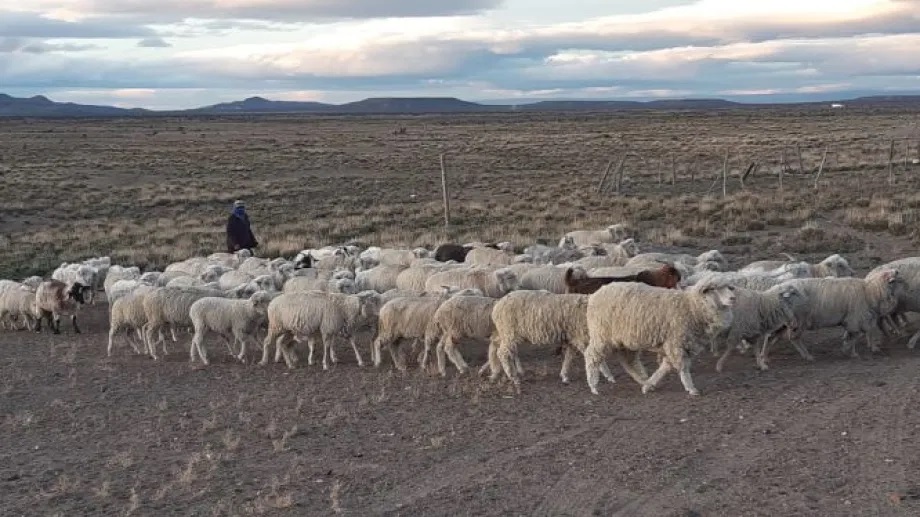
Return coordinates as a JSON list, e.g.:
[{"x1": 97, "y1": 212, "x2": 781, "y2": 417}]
[{"x1": 821, "y1": 254, "x2": 854, "y2": 277}]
